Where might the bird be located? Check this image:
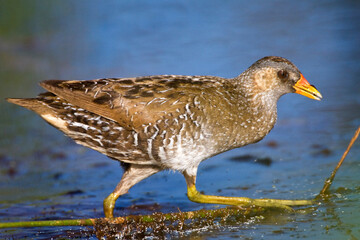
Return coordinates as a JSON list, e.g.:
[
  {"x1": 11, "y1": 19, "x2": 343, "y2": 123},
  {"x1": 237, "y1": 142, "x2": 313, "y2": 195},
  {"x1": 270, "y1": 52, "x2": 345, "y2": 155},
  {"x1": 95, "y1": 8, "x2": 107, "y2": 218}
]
[{"x1": 7, "y1": 56, "x2": 322, "y2": 218}]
